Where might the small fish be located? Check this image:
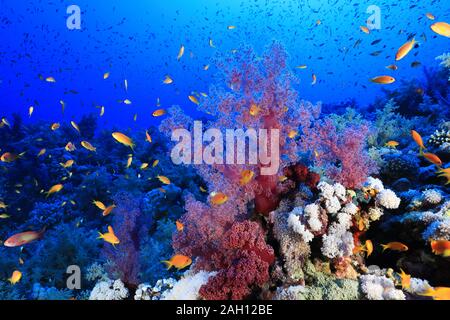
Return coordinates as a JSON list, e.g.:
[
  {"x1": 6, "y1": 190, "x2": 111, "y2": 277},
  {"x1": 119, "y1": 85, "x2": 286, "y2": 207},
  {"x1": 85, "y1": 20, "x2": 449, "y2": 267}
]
[
  {"x1": 411, "y1": 61, "x2": 421, "y2": 68},
  {"x1": 411, "y1": 130, "x2": 426, "y2": 150},
  {"x1": 45, "y1": 77, "x2": 56, "y2": 83},
  {"x1": 209, "y1": 38, "x2": 215, "y2": 48},
  {"x1": 65, "y1": 142, "x2": 76, "y2": 152},
  {"x1": 423, "y1": 152, "x2": 442, "y2": 167},
  {"x1": 381, "y1": 242, "x2": 409, "y2": 252},
  {"x1": 60, "y1": 100, "x2": 66, "y2": 113},
  {"x1": 430, "y1": 22, "x2": 450, "y2": 38},
  {"x1": 98, "y1": 226, "x2": 120, "y2": 246},
  {"x1": 426, "y1": 13, "x2": 435, "y2": 20},
  {"x1": 140, "y1": 163, "x2": 149, "y2": 170},
  {"x1": 199, "y1": 186, "x2": 207, "y2": 193},
  {"x1": 210, "y1": 192, "x2": 228, "y2": 205},
  {"x1": 1, "y1": 152, "x2": 25, "y2": 163},
  {"x1": 296, "y1": 65, "x2": 308, "y2": 69},
  {"x1": 152, "y1": 109, "x2": 166, "y2": 117},
  {"x1": 145, "y1": 131, "x2": 152, "y2": 143},
  {"x1": 203, "y1": 64, "x2": 210, "y2": 71},
  {"x1": 8, "y1": 270, "x2": 22, "y2": 285},
  {"x1": 188, "y1": 95, "x2": 199, "y2": 105},
  {"x1": 371, "y1": 76, "x2": 396, "y2": 84},
  {"x1": 227, "y1": 25, "x2": 236, "y2": 30},
  {"x1": 37, "y1": 149, "x2": 46, "y2": 157},
  {"x1": 399, "y1": 269, "x2": 411, "y2": 289},
  {"x1": 60, "y1": 160, "x2": 74, "y2": 168},
  {"x1": 112, "y1": 132, "x2": 135, "y2": 150},
  {"x1": 51, "y1": 123, "x2": 60, "y2": 131},
  {"x1": 0, "y1": 202, "x2": 8, "y2": 210},
  {"x1": 46, "y1": 184, "x2": 64, "y2": 197},
  {"x1": 126, "y1": 155, "x2": 133, "y2": 168},
  {"x1": 288, "y1": 130, "x2": 298, "y2": 139},
  {"x1": 28, "y1": 106, "x2": 34, "y2": 117},
  {"x1": 123, "y1": 99, "x2": 132, "y2": 105},
  {"x1": 385, "y1": 141, "x2": 399, "y2": 148},
  {"x1": 162, "y1": 75, "x2": 173, "y2": 84},
  {"x1": 249, "y1": 103, "x2": 260, "y2": 116},
  {"x1": 71, "y1": 121, "x2": 80, "y2": 134},
  {"x1": 103, "y1": 72, "x2": 110, "y2": 80},
  {"x1": 102, "y1": 205, "x2": 116, "y2": 217},
  {"x1": 1, "y1": 117, "x2": 10, "y2": 127},
  {"x1": 176, "y1": 220, "x2": 184, "y2": 232},
  {"x1": 4, "y1": 228, "x2": 45, "y2": 247},
  {"x1": 385, "y1": 64, "x2": 398, "y2": 71},
  {"x1": 240, "y1": 170, "x2": 255, "y2": 186},
  {"x1": 421, "y1": 287, "x2": 450, "y2": 300},
  {"x1": 395, "y1": 38, "x2": 416, "y2": 61},
  {"x1": 152, "y1": 159, "x2": 159, "y2": 167},
  {"x1": 365, "y1": 240, "x2": 373, "y2": 257},
  {"x1": 157, "y1": 175, "x2": 171, "y2": 185},
  {"x1": 100, "y1": 106, "x2": 105, "y2": 117},
  {"x1": 162, "y1": 254, "x2": 192, "y2": 270},
  {"x1": 177, "y1": 45, "x2": 185, "y2": 60},
  {"x1": 92, "y1": 200, "x2": 106, "y2": 211},
  {"x1": 360, "y1": 26, "x2": 370, "y2": 34},
  {"x1": 81, "y1": 141, "x2": 96, "y2": 152},
  {"x1": 430, "y1": 240, "x2": 450, "y2": 257},
  {"x1": 311, "y1": 73, "x2": 317, "y2": 85}
]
